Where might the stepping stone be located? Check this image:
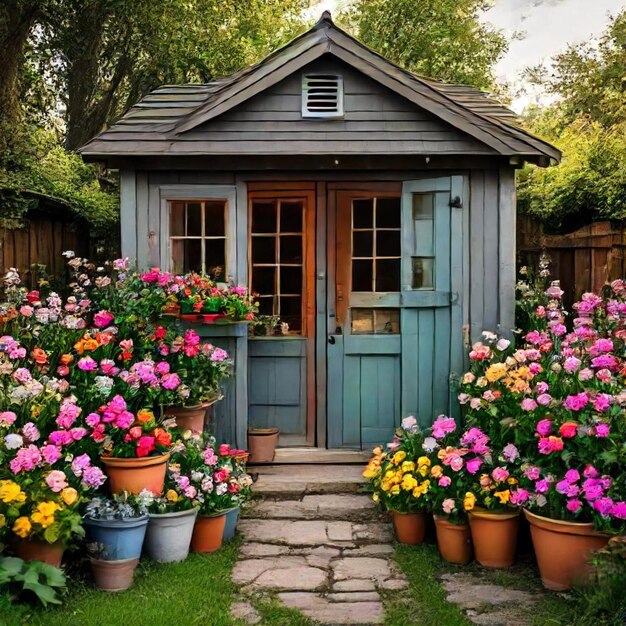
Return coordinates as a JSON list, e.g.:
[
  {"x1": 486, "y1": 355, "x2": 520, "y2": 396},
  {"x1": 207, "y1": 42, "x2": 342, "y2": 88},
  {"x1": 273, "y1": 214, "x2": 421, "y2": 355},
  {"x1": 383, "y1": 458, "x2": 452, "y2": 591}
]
[
  {"x1": 352, "y1": 523, "x2": 393, "y2": 543},
  {"x1": 332, "y1": 579, "x2": 377, "y2": 592},
  {"x1": 331, "y1": 557, "x2": 391, "y2": 582},
  {"x1": 238, "y1": 519, "x2": 329, "y2": 545},
  {"x1": 254, "y1": 565, "x2": 328, "y2": 591},
  {"x1": 327, "y1": 521, "x2": 353, "y2": 541},
  {"x1": 343, "y1": 544, "x2": 394, "y2": 557},
  {"x1": 230, "y1": 601, "x2": 261, "y2": 625},
  {"x1": 239, "y1": 542, "x2": 291, "y2": 557},
  {"x1": 379, "y1": 577, "x2": 409, "y2": 590},
  {"x1": 327, "y1": 592, "x2": 381, "y2": 603},
  {"x1": 278, "y1": 591, "x2": 383, "y2": 625}
]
